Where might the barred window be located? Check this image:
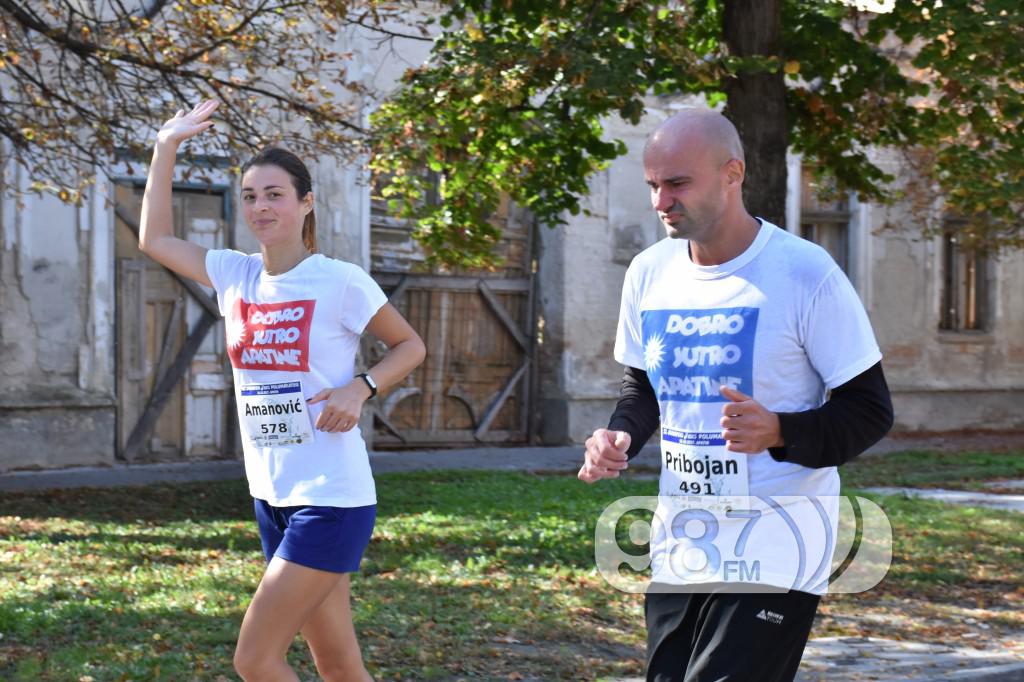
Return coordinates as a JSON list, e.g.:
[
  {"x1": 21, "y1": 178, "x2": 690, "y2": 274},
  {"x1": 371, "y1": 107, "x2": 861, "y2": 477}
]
[
  {"x1": 799, "y1": 167, "x2": 851, "y2": 273},
  {"x1": 940, "y1": 224, "x2": 987, "y2": 332}
]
